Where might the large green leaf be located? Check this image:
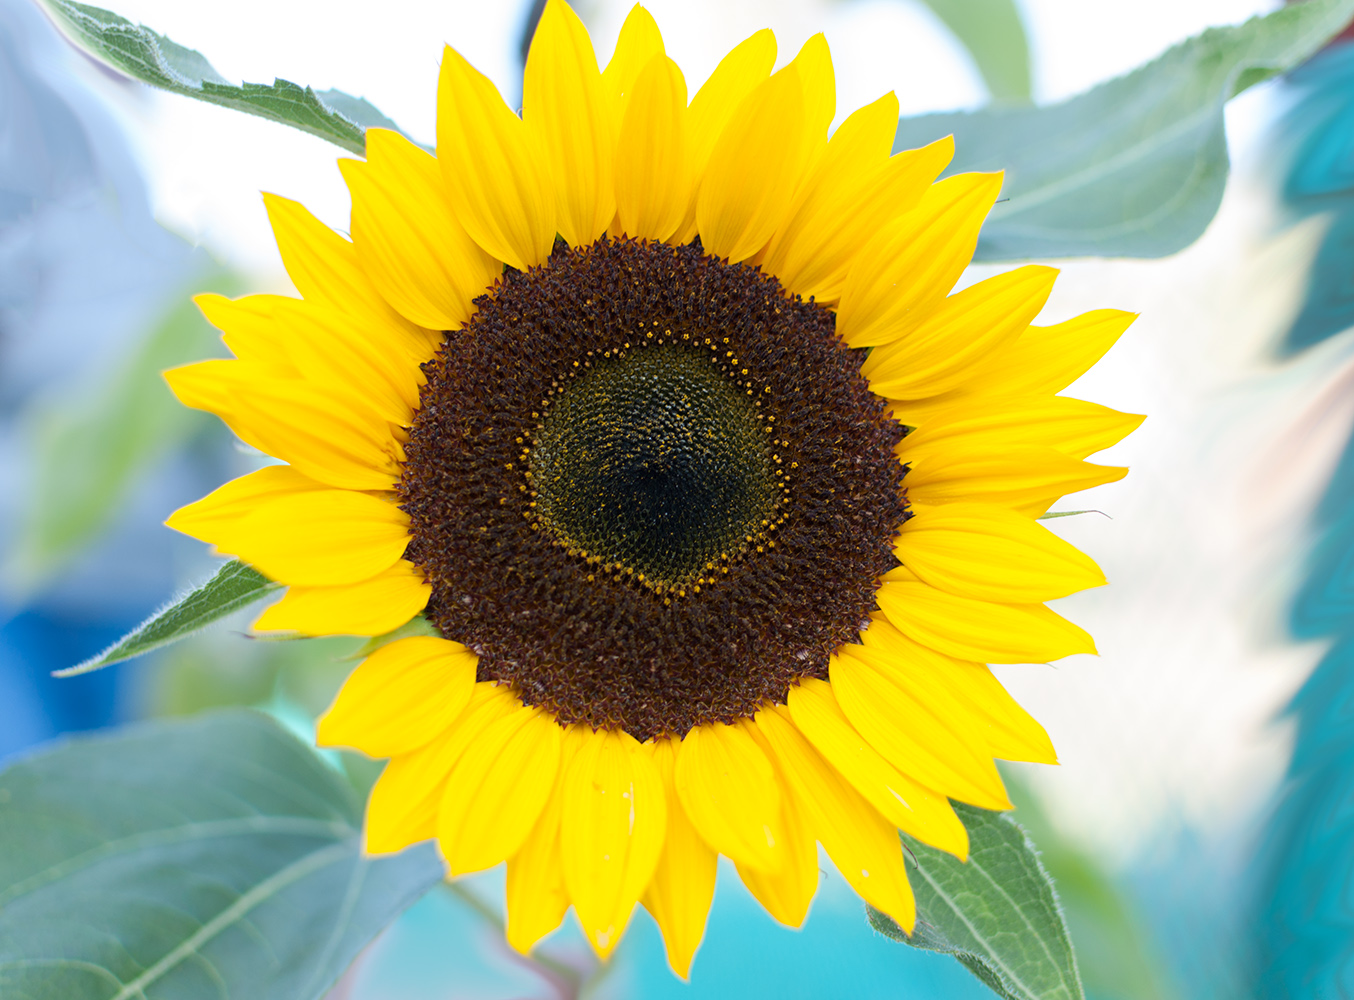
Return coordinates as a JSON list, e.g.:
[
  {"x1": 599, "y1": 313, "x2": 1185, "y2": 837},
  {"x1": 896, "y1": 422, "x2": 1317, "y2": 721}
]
[
  {"x1": 868, "y1": 803, "x2": 1082, "y2": 1000},
  {"x1": 55, "y1": 560, "x2": 282, "y2": 678},
  {"x1": 895, "y1": 0, "x2": 1354, "y2": 259},
  {"x1": 4, "y1": 268, "x2": 237, "y2": 592},
  {"x1": 916, "y1": 0, "x2": 1031, "y2": 104},
  {"x1": 0, "y1": 710, "x2": 442, "y2": 1000},
  {"x1": 39, "y1": 0, "x2": 403, "y2": 154}
]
